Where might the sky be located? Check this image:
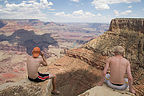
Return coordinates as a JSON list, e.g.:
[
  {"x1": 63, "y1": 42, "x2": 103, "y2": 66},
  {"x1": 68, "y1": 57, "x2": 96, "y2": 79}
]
[{"x1": 0, "y1": 0, "x2": 144, "y2": 23}]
